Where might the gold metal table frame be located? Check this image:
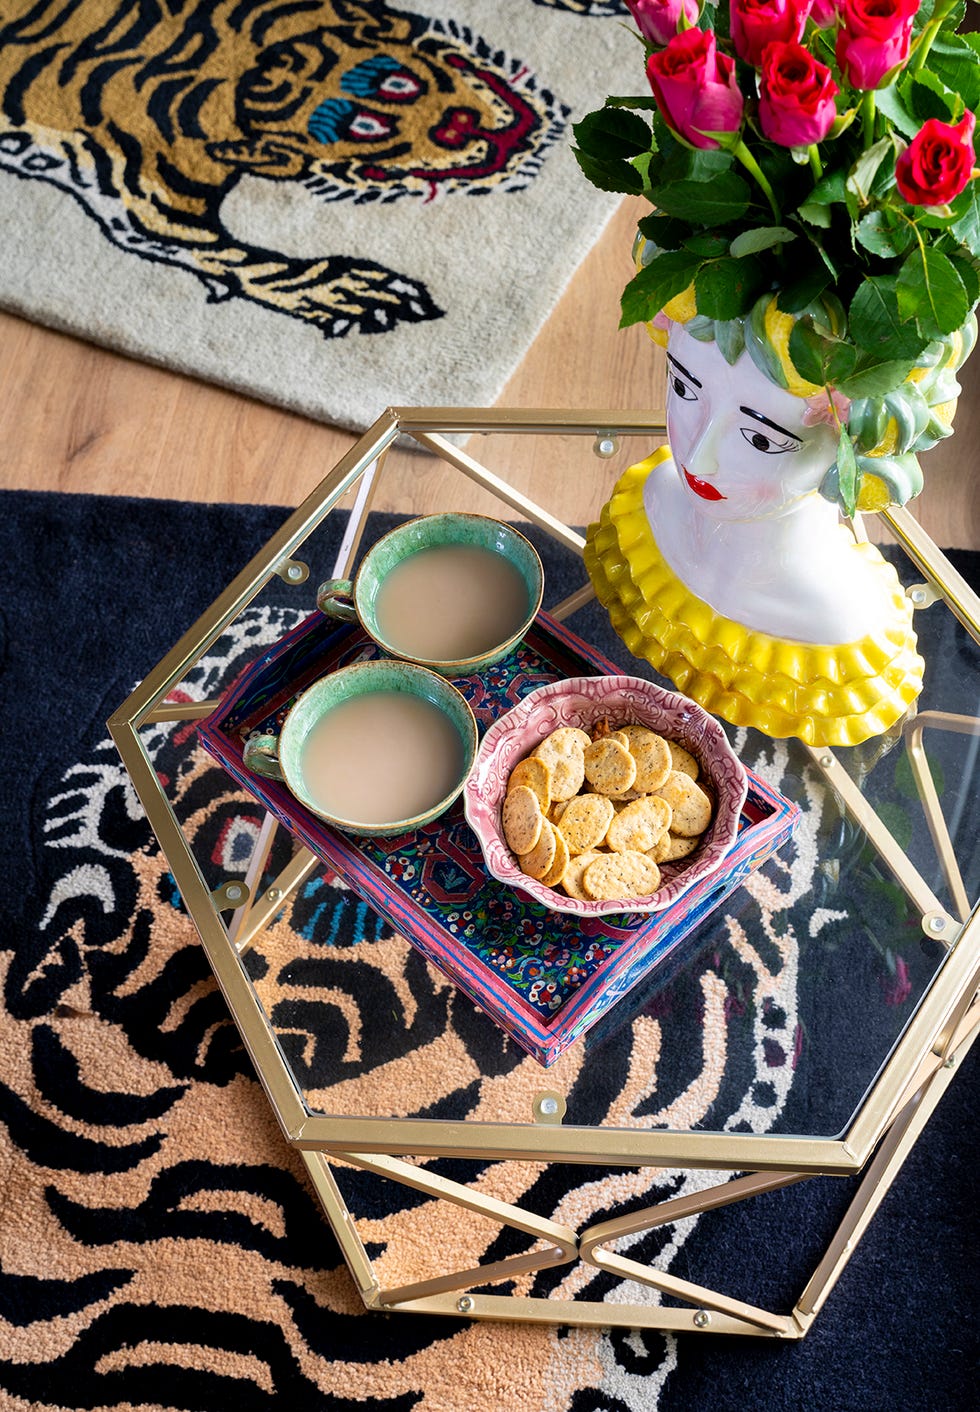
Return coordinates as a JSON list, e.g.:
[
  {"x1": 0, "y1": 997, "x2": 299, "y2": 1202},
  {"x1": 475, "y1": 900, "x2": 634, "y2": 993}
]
[{"x1": 108, "y1": 407, "x2": 980, "y2": 1339}]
